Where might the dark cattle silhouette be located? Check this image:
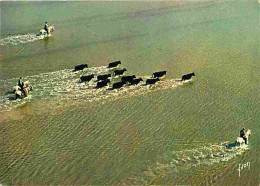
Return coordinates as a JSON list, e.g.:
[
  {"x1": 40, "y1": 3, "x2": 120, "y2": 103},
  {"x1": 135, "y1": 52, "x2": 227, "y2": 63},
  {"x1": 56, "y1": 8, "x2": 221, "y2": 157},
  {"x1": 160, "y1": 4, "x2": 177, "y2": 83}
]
[
  {"x1": 153, "y1": 71, "x2": 167, "y2": 78},
  {"x1": 97, "y1": 74, "x2": 111, "y2": 81},
  {"x1": 80, "y1": 74, "x2": 94, "y2": 82},
  {"x1": 73, "y1": 64, "x2": 88, "y2": 72},
  {"x1": 108, "y1": 61, "x2": 121, "y2": 68},
  {"x1": 112, "y1": 81, "x2": 126, "y2": 89},
  {"x1": 121, "y1": 75, "x2": 136, "y2": 82},
  {"x1": 181, "y1": 72, "x2": 195, "y2": 81},
  {"x1": 96, "y1": 79, "x2": 110, "y2": 88},
  {"x1": 129, "y1": 78, "x2": 143, "y2": 85},
  {"x1": 146, "y1": 78, "x2": 160, "y2": 85},
  {"x1": 114, "y1": 68, "x2": 127, "y2": 76}
]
